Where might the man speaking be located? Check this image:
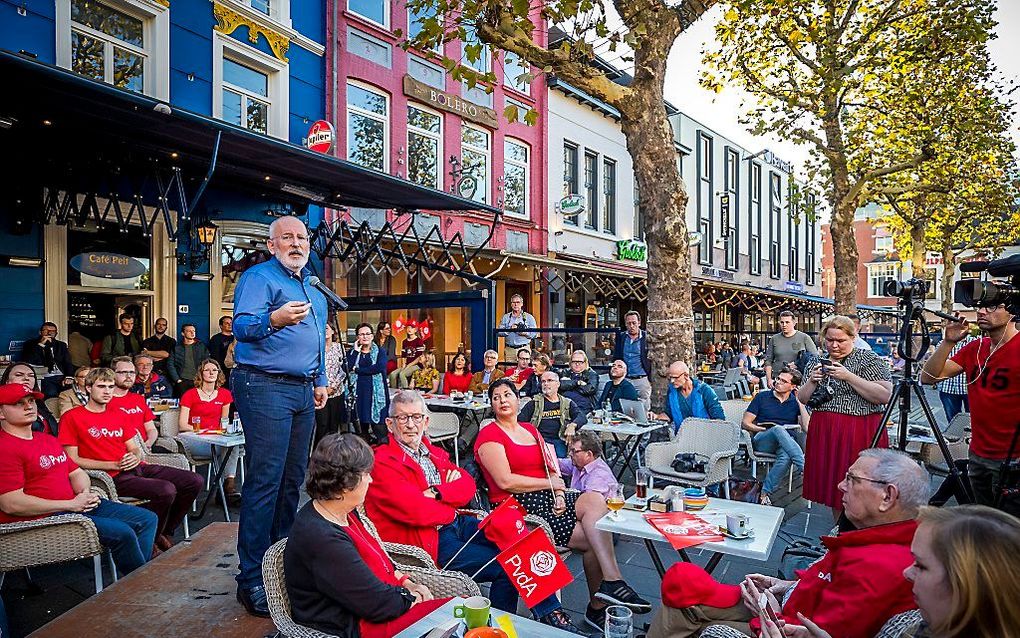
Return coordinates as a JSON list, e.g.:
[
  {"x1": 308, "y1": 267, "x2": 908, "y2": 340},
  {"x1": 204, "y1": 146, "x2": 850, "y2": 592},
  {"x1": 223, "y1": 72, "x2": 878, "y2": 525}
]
[{"x1": 232, "y1": 216, "x2": 328, "y2": 616}]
